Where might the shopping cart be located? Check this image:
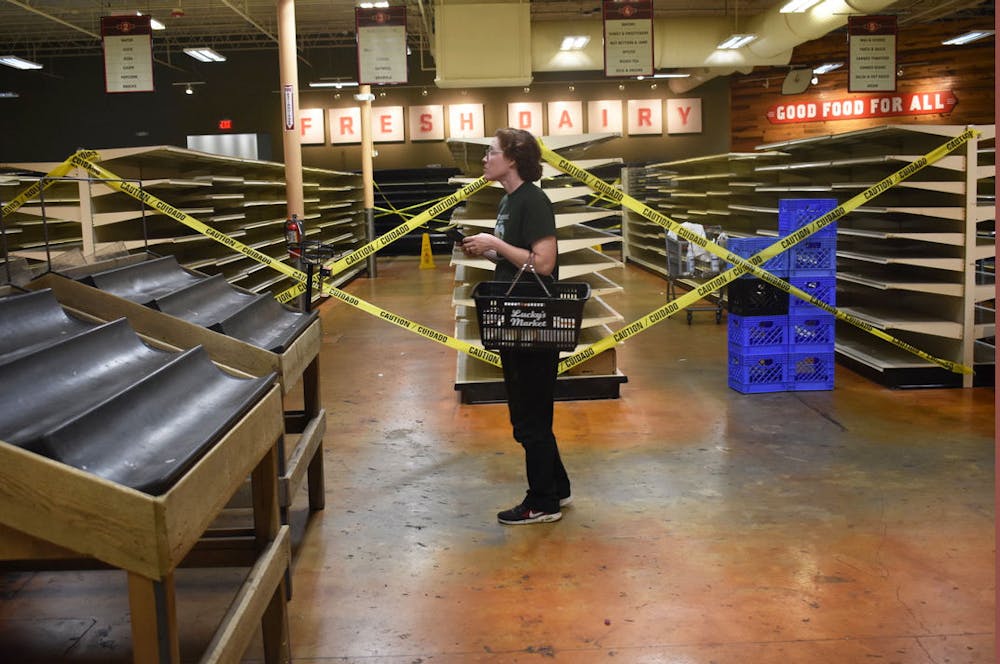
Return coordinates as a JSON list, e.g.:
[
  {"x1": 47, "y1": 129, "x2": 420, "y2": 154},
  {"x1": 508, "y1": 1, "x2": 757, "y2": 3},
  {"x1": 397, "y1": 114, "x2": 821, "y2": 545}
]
[{"x1": 665, "y1": 226, "x2": 725, "y2": 325}]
